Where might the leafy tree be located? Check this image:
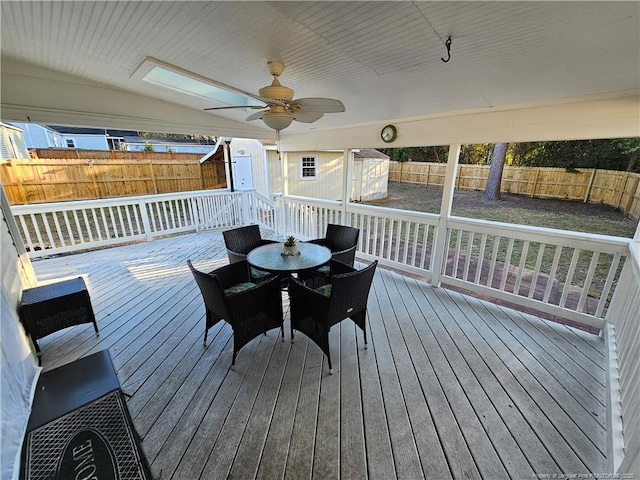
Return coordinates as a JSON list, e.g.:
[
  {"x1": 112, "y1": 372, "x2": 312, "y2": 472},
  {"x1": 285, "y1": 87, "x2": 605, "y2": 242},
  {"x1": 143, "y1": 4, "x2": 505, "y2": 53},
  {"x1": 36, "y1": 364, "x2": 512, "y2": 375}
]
[
  {"x1": 378, "y1": 146, "x2": 448, "y2": 163},
  {"x1": 138, "y1": 131, "x2": 217, "y2": 143},
  {"x1": 519, "y1": 138, "x2": 640, "y2": 171},
  {"x1": 460, "y1": 144, "x2": 493, "y2": 164},
  {"x1": 615, "y1": 138, "x2": 640, "y2": 172}
]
